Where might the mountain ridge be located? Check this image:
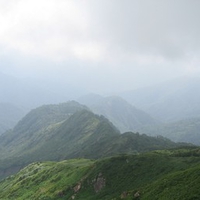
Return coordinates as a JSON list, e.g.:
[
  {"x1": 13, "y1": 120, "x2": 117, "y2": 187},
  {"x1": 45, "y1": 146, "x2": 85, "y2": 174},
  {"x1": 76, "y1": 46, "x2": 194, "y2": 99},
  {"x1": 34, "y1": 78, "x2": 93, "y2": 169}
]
[
  {"x1": 78, "y1": 94, "x2": 159, "y2": 132},
  {"x1": 0, "y1": 102, "x2": 184, "y2": 180},
  {"x1": 120, "y1": 76, "x2": 200, "y2": 122}
]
